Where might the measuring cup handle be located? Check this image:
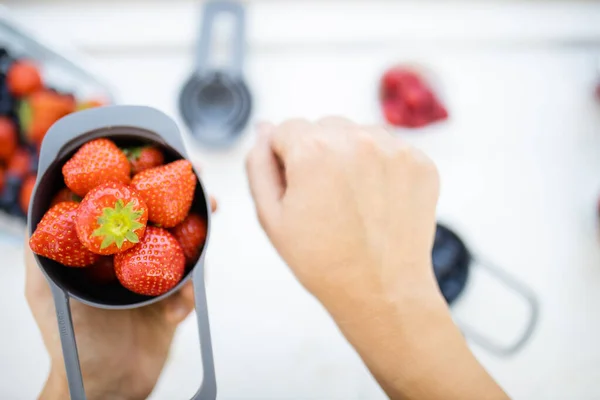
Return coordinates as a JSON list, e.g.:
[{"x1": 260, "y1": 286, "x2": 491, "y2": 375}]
[
  {"x1": 48, "y1": 268, "x2": 217, "y2": 400},
  {"x1": 49, "y1": 282, "x2": 87, "y2": 399},
  {"x1": 458, "y1": 257, "x2": 540, "y2": 356},
  {"x1": 190, "y1": 260, "x2": 217, "y2": 400},
  {"x1": 196, "y1": 0, "x2": 246, "y2": 77}
]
